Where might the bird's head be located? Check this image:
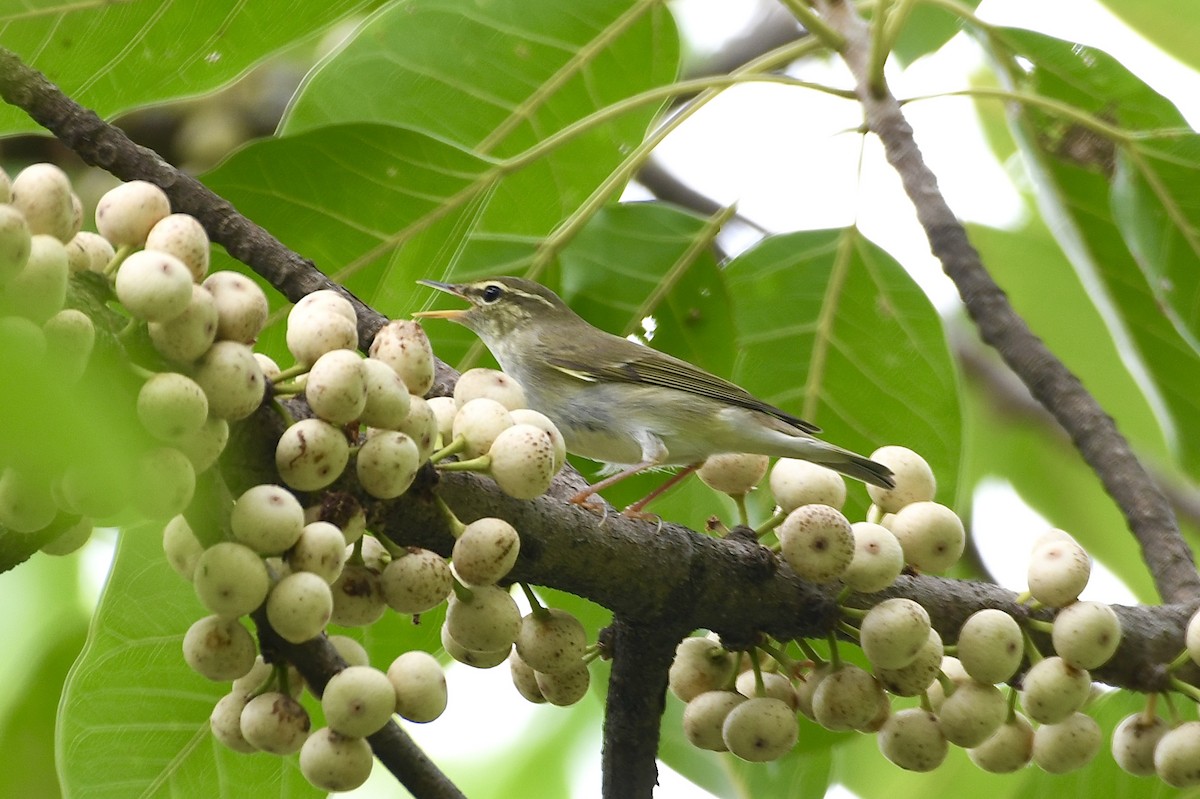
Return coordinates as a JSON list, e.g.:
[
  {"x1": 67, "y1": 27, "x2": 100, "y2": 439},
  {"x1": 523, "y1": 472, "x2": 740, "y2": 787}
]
[{"x1": 413, "y1": 276, "x2": 577, "y2": 342}]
